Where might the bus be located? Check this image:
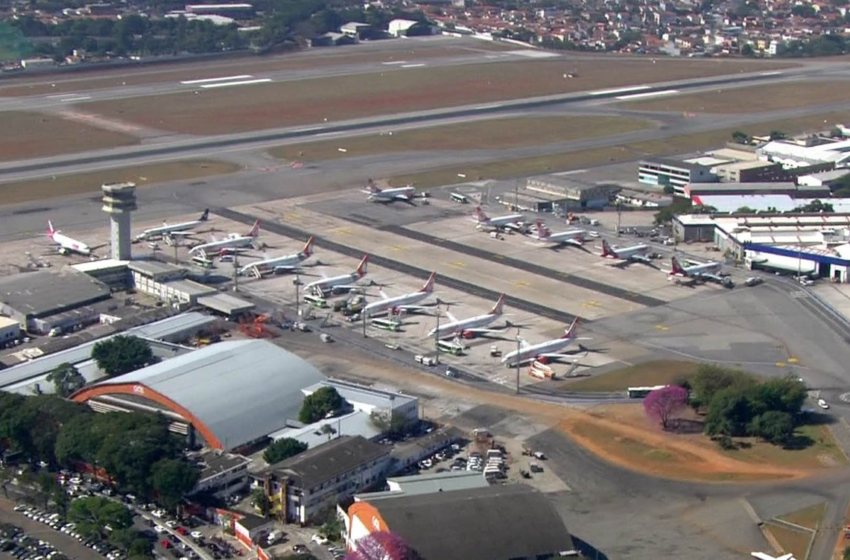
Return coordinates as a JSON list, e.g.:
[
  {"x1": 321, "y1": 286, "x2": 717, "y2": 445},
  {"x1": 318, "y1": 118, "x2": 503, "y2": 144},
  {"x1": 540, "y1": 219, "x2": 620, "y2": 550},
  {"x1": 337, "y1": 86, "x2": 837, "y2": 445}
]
[
  {"x1": 450, "y1": 193, "x2": 469, "y2": 204},
  {"x1": 191, "y1": 255, "x2": 214, "y2": 269},
  {"x1": 437, "y1": 339, "x2": 465, "y2": 356},
  {"x1": 627, "y1": 385, "x2": 668, "y2": 399},
  {"x1": 371, "y1": 318, "x2": 401, "y2": 332},
  {"x1": 303, "y1": 294, "x2": 328, "y2": 309}
]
